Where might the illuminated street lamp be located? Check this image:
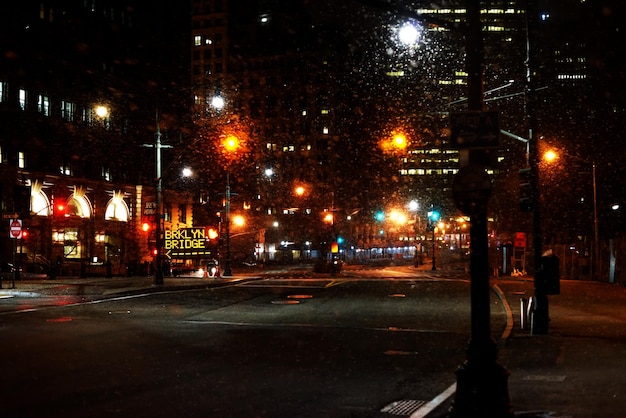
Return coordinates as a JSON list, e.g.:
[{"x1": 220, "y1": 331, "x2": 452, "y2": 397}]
[
  {"x1": 222, "y1": 134, "x2": 241, "y2": 277},
  {"x1": 543, "y1": 148, "x2": 599, "y2": 278},
  {"x1": 95, "y1": 105, "x2": 110, "y2": 128}
]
